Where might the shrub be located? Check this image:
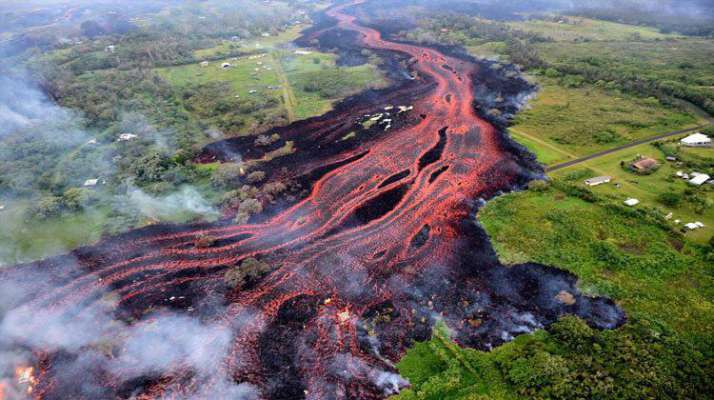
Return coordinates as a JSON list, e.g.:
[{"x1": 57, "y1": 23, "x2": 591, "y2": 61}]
[{"x1": 657, "y1": 191, "x2": 682, "y2": 207}]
